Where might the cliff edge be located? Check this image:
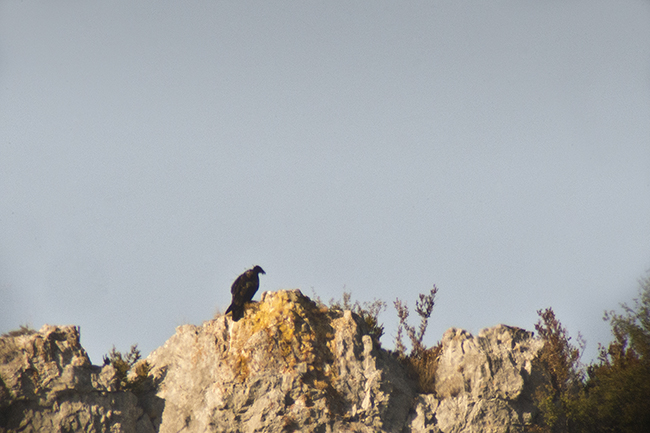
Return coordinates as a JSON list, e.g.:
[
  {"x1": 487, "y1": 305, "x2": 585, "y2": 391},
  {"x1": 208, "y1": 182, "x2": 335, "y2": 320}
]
[{"x1": 1, "y1": 289, "x2": 544, "y2": 432}]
